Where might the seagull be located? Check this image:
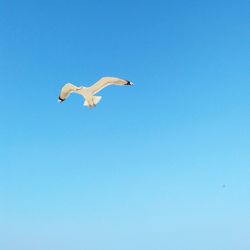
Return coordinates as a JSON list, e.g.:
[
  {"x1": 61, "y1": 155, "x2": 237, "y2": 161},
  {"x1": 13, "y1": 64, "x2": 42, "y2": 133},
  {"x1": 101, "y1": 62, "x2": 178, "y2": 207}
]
[{"x1": 58, "y1": 76, "x2": 134, "y2": 108}]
